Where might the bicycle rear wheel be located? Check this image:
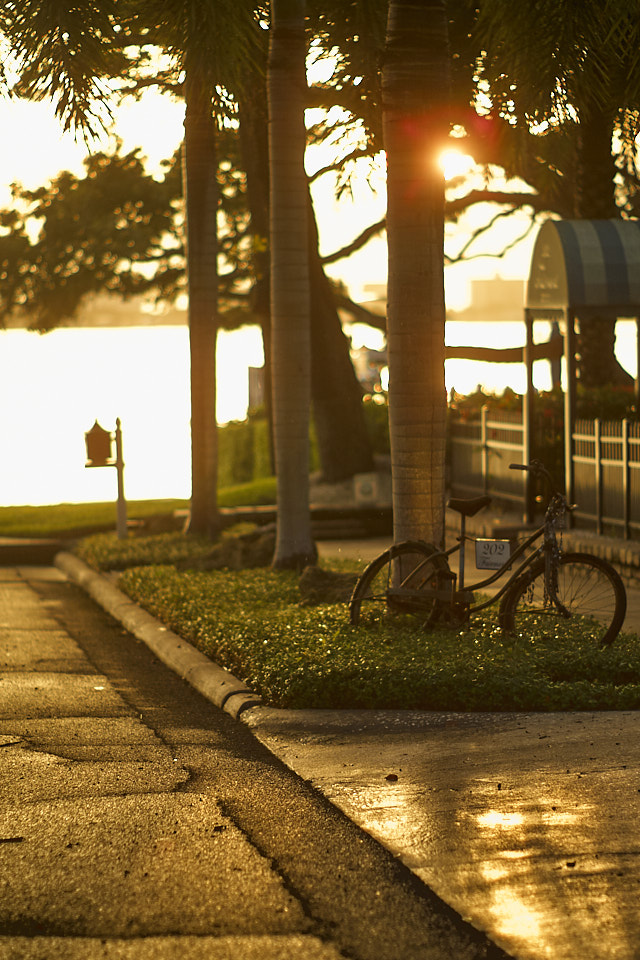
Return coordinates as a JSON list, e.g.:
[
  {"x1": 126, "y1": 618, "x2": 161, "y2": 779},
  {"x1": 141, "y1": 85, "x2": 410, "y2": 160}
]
[
  {"x1": 349, "y1": 540, "x2": 449, "y2": 627},
  {"x1": 499, "y1": 552, "x2": 626, "y2": 646}
]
